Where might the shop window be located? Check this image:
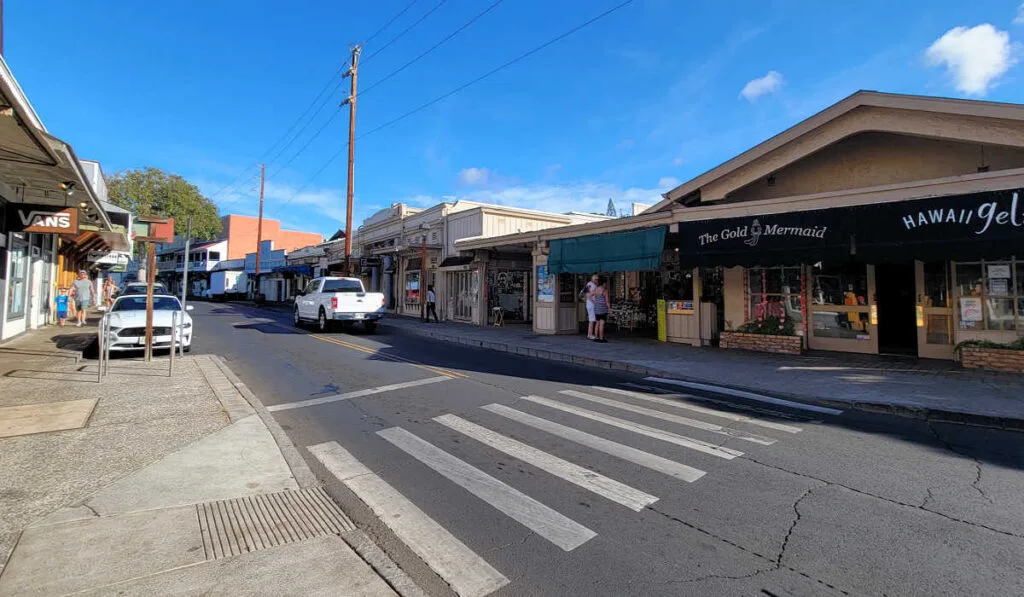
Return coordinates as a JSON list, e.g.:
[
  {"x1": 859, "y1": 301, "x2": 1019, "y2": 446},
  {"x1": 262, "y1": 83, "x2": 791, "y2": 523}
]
[
  {"x1": 748, "y1": 266, "x2": 804, "y2": 333},
  {"x1": 922, "y1": 261, "x2": 950, "y2": 308},
  {"x1": 6, "y1": 237, "x2": 28, "y2": 320},
  {"x1": 810, "y1": 263, "x2": 869, "y2": 340},
  {"x1": 955, "y1": 261, "x2": 1020, "y2": 331},
  {"x1": 405, "y1": 271, "x2": 421, "y2": 305},
  {"x1": 662, "y1": 270, "x2": 693, "y2": 301}
]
